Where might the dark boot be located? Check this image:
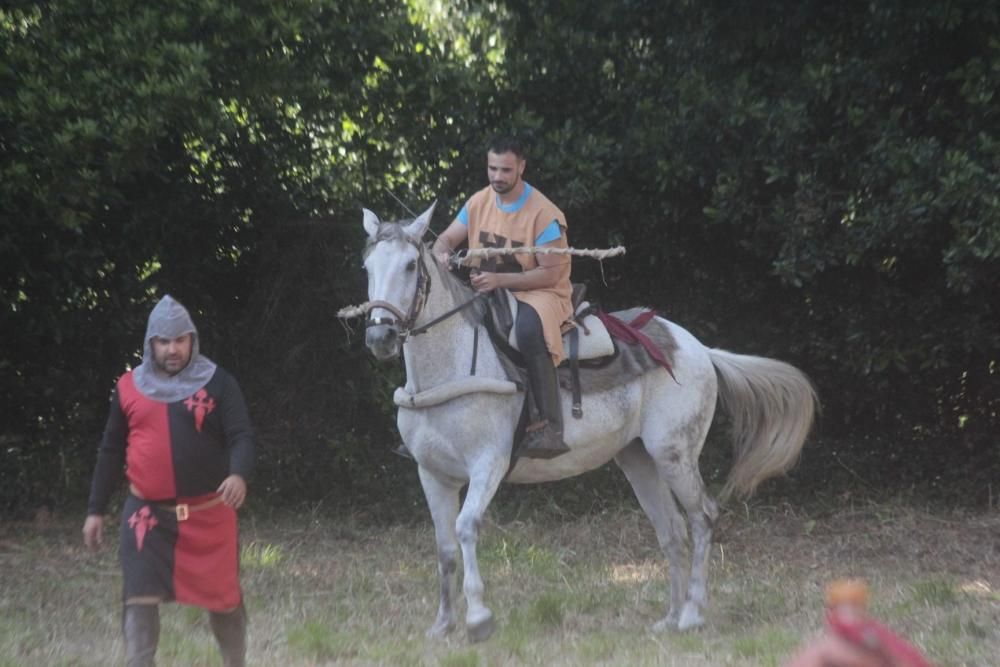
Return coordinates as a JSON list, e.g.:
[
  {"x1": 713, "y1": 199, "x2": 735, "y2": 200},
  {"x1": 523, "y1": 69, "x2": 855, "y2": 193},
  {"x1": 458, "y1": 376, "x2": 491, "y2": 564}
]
[
  {"x1": 123, "y1": 604, "x2": 159, "y2": 667},
  {"x1": 521, "y1": 352, "x2": 570, "y2": 459},
  {"x1": 209, "y1": 603, "x2": 247, "y2": 667}
]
